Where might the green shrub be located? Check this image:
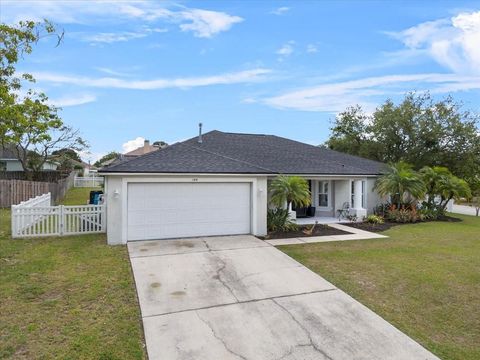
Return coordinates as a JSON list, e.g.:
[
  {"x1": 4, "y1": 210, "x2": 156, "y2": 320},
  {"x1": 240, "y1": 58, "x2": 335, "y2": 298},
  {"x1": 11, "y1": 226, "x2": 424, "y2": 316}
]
[
  {"x1": 373, "y1": 203, "x2": 390, "y2": 217},
  {"x1": 267, "y1": 208, "x2": 298, "y2": 232},
  {"x1": 365, "y1": 214, "x2": 384, "y2": 224},
  {"x1": 419, "y1": 202, "x2": 445, "y2": 220}
]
